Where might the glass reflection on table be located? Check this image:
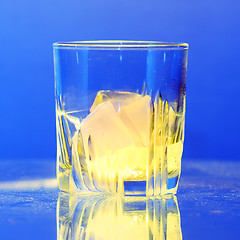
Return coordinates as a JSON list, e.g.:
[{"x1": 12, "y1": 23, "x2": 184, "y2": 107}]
[{"x1": 57, "y1": 193, "x2": 182, "y2": 240}]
